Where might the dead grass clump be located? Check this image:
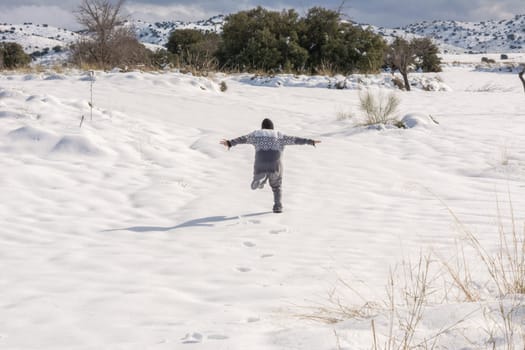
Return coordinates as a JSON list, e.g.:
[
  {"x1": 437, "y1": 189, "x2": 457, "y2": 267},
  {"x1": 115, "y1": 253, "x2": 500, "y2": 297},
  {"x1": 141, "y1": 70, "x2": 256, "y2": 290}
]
[
  {"x1": 443, "y1": 193, "x2": 525, "y2": 297},
  {"x1": 358, "y1": 89, "x2": 401, "y2": 126}
]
